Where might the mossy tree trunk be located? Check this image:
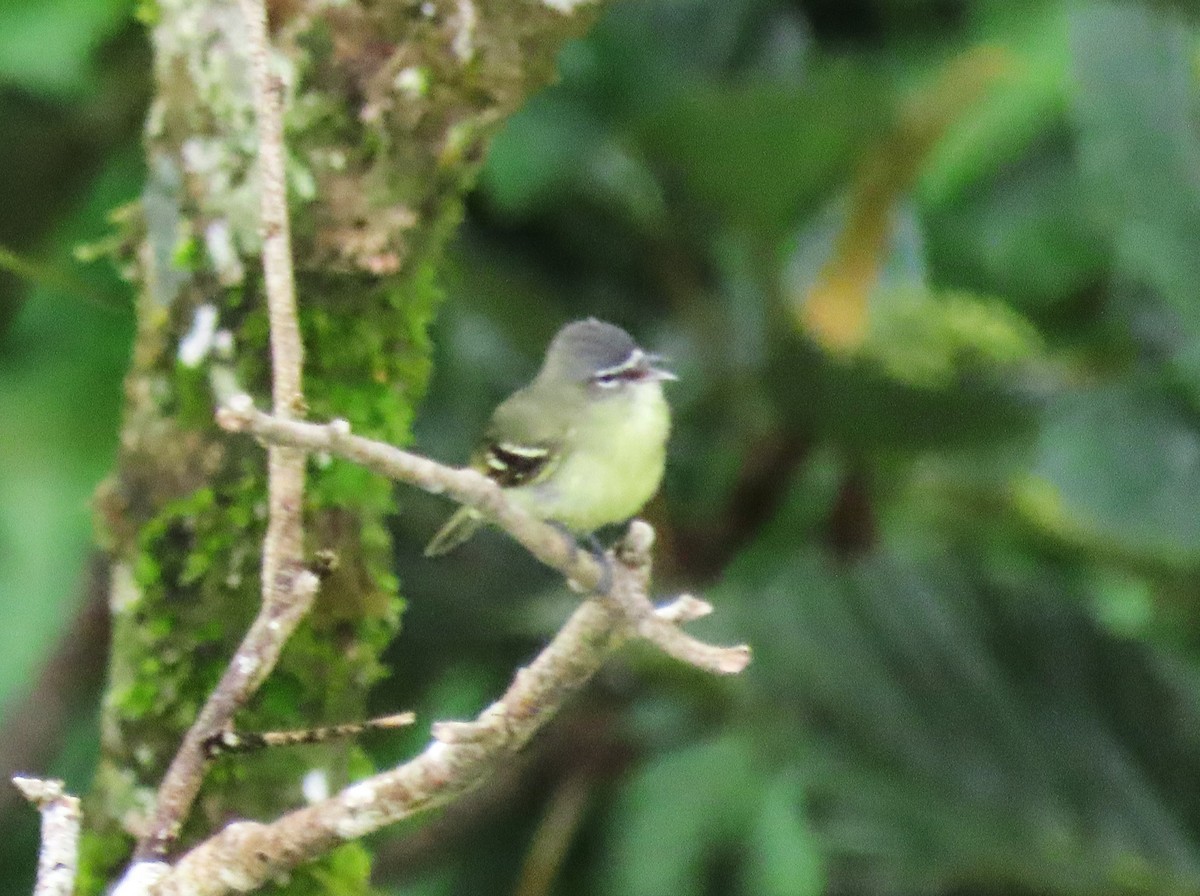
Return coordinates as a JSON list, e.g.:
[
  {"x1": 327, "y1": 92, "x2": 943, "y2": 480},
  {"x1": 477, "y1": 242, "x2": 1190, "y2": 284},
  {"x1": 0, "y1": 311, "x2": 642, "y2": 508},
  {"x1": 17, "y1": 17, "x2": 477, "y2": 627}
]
[{"x1": 84, "y1": 0, "x2": 606, "y2": 890}]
